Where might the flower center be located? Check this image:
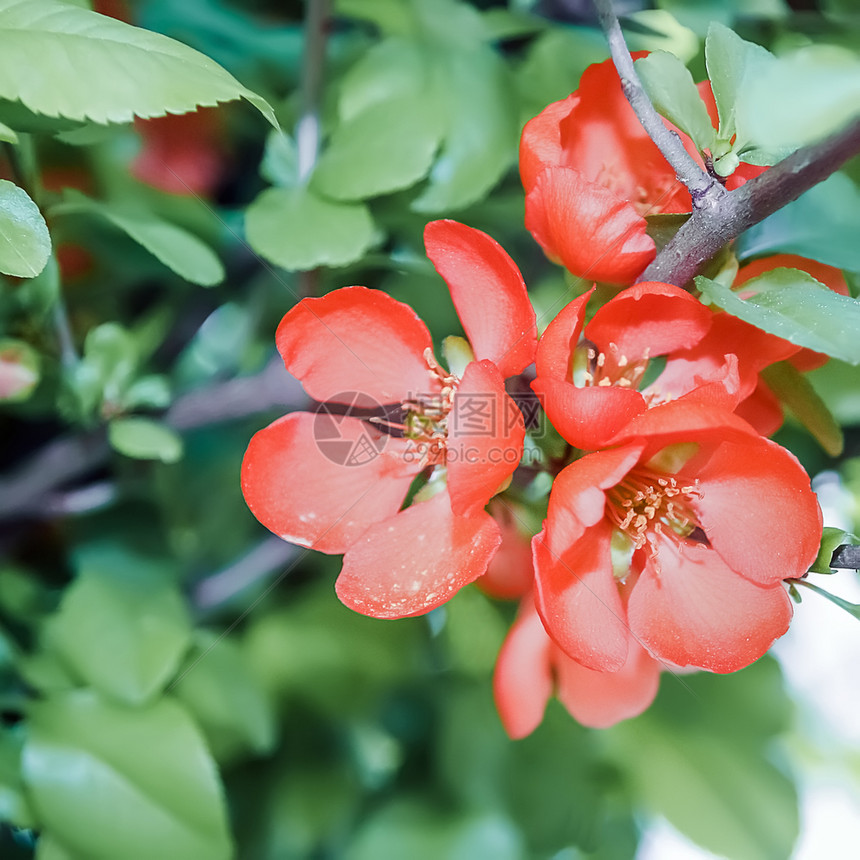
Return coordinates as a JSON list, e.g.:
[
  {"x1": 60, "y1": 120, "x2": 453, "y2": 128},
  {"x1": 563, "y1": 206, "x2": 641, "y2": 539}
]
[
  {"x1": 573, "y1": 340, "x2": 648, "y2": 391},
  {"x1": 606, "y1": 469, "x2": 703, "y2": 552},
  {"x1": 401, "y1": 349, "x2": 458, "y2": 446}
]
